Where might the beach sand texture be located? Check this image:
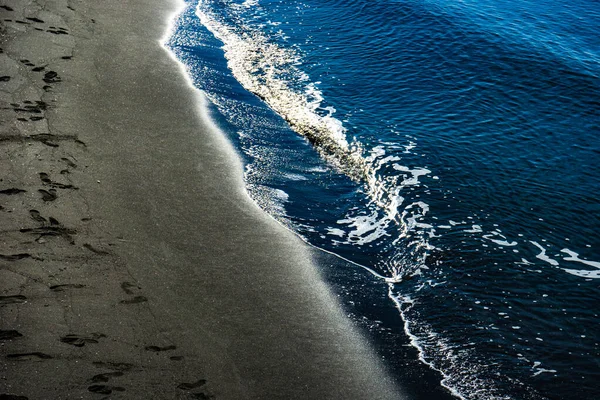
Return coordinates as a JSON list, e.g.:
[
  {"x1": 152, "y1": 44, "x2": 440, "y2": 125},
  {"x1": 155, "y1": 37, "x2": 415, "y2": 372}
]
[{"x1": 0, "y1": 0, "x2": 404, "y2": 398}]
